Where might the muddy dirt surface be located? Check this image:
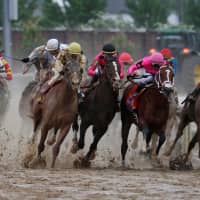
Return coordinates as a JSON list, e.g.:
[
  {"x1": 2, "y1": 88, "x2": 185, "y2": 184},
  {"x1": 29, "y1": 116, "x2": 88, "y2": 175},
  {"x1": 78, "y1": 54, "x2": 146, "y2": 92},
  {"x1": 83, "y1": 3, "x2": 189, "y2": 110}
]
[
  {"x1": 0, "y1": 74, "x2": 200, "y2": 199},
  {"x1": 0, "y1": 168, "x2": 200, "y2": 200}
]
